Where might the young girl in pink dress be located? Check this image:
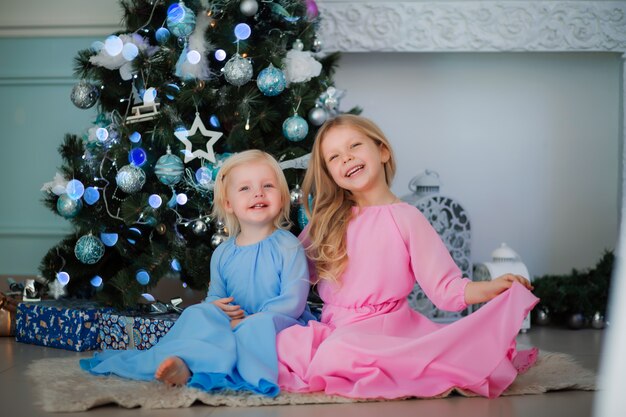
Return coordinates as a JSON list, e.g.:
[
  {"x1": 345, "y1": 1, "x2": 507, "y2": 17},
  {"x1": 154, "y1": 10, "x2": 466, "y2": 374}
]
[{"x1": 276, "y1": 114, "x2": 539, "y2": 399}]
